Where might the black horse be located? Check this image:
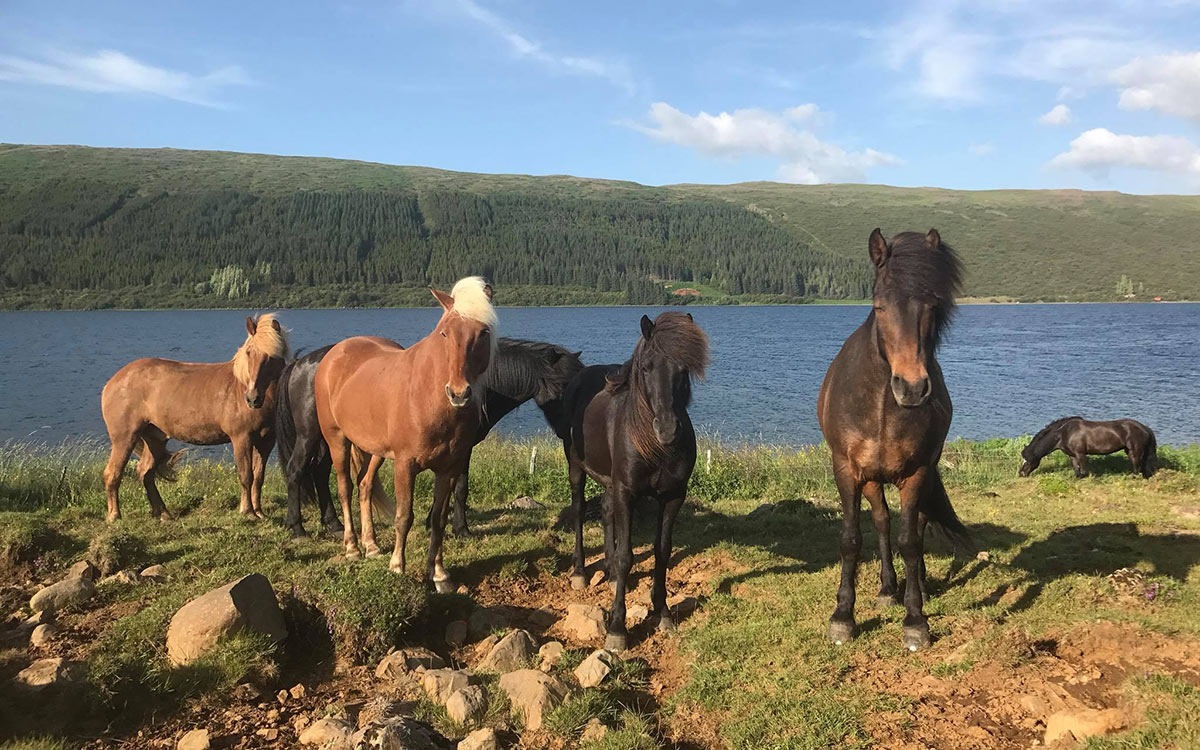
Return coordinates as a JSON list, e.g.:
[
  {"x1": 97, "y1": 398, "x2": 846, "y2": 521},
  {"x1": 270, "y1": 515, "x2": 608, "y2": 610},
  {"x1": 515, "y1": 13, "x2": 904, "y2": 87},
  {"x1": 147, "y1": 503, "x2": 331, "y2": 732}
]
[
  {"x1": 563, "y1": 312, "x2": 709, "y2": 651},
  {"x1": 817, "y1": 229, "x2": 973, "y2": 652},
  {"x1": 275, "y1": 338, "x2": 583, "y2": 538},
  {"x1": 1019, "y1": 417, "x2": 1157, "y2": 478}
]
